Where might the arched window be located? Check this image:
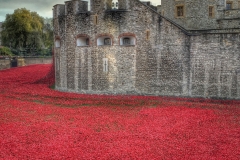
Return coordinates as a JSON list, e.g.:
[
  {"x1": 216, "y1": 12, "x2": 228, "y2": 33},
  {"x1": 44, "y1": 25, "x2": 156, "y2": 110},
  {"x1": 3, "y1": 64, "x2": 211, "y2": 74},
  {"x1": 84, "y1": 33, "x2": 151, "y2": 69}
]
[
  {"x1": 77, "y1": 37, "x2": 89, "y2": 46},
  {"x1": 76, "y1": 34, "x2": 90, "y2": 47},
  {"x1": 119, "y1": 33, "x2": 136, "y2": 46},
  {"x1": 119, "y1": 36, "x2": 136, "y2": 46},
  {"x1": 97, "y1": 35, "x2": 113, "y2": 46}
]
